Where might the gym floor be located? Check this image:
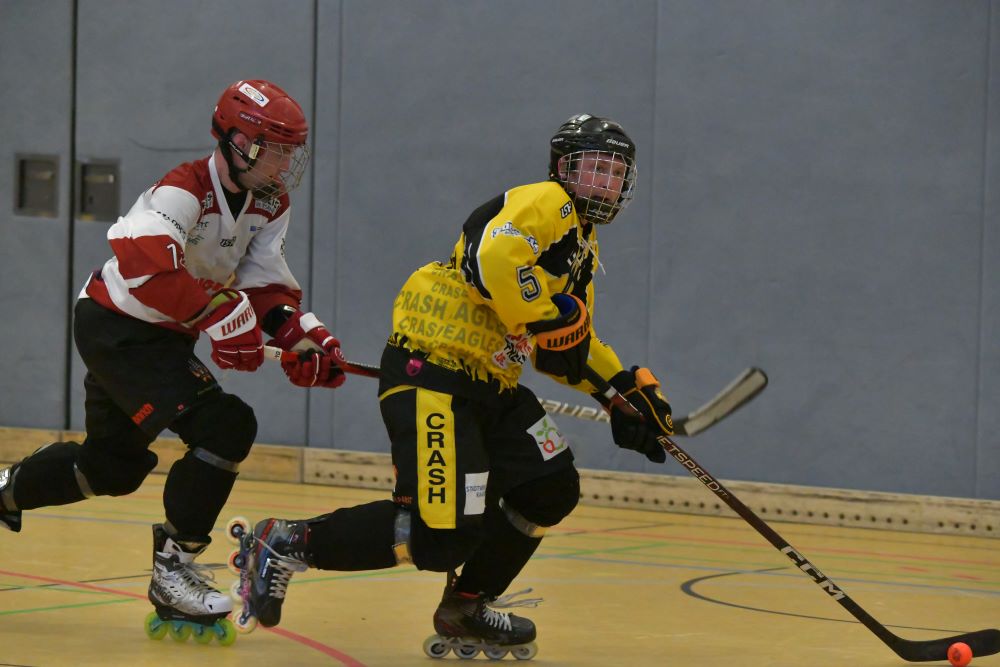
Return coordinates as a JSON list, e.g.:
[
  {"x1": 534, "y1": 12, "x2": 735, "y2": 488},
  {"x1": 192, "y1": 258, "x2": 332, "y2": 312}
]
[{"x1": 0, "y1": 476, "x2": 997, "y2": 667}]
